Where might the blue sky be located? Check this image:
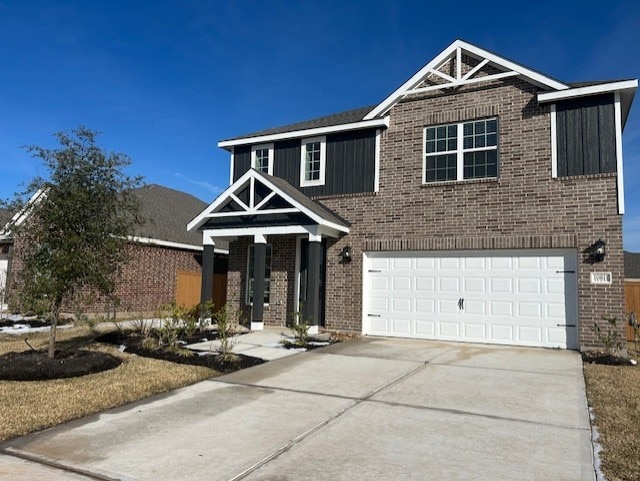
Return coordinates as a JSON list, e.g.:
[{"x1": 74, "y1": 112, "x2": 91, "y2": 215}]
[{"x1": 0, "y1": 0, "x2": 639, "y2": 249}]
